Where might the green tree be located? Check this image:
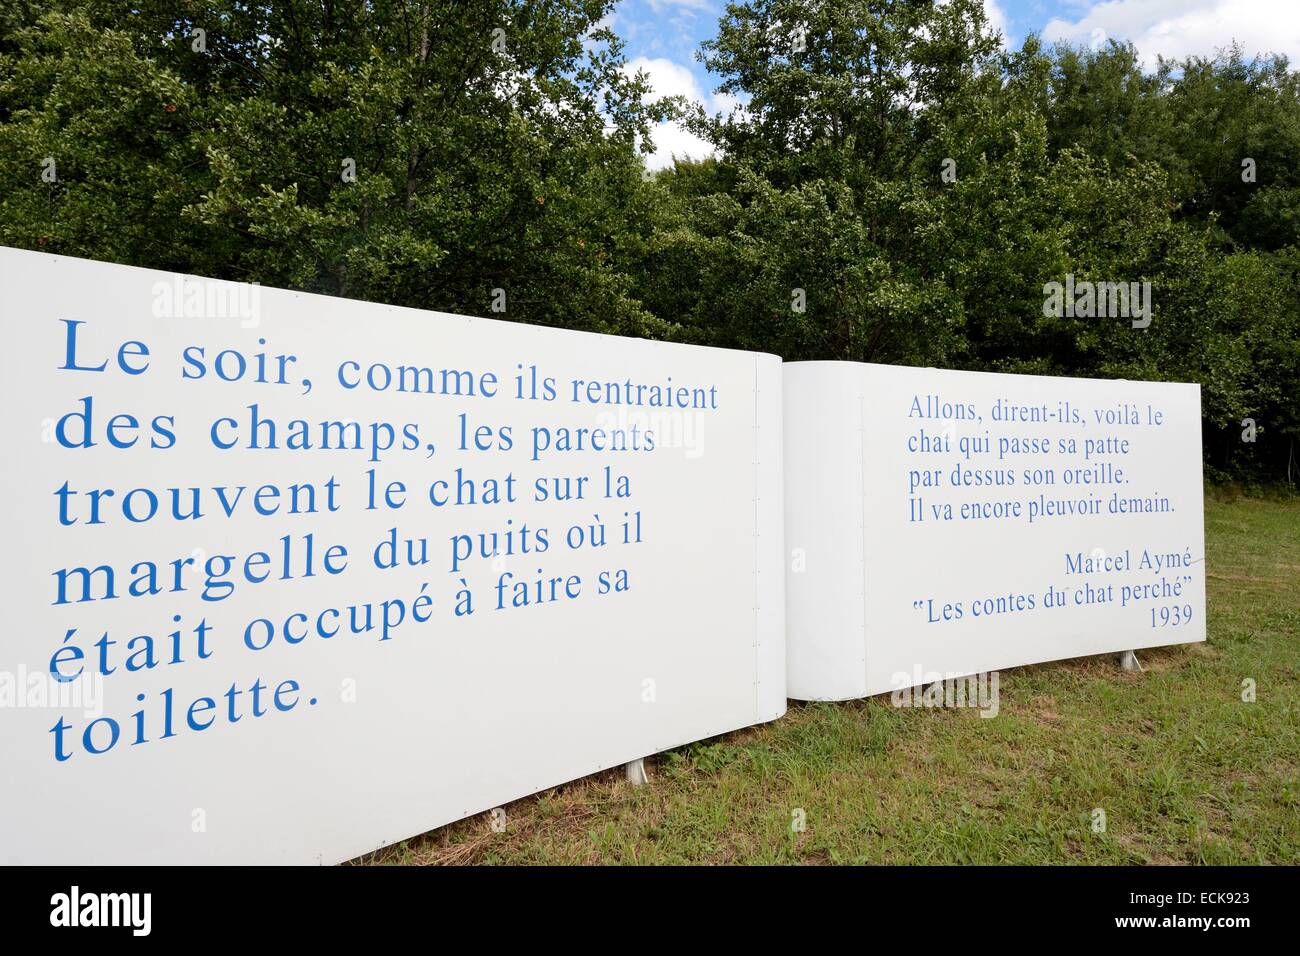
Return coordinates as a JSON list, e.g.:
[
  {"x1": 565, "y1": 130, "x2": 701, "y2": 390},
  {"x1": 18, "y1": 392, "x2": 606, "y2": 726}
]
[
  {"x1": 0, "y1": 1, "x2": 672, "y2": 335},
  {"x1": 634, "y1": 0, "x2": 1002, "y2": 364}
]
